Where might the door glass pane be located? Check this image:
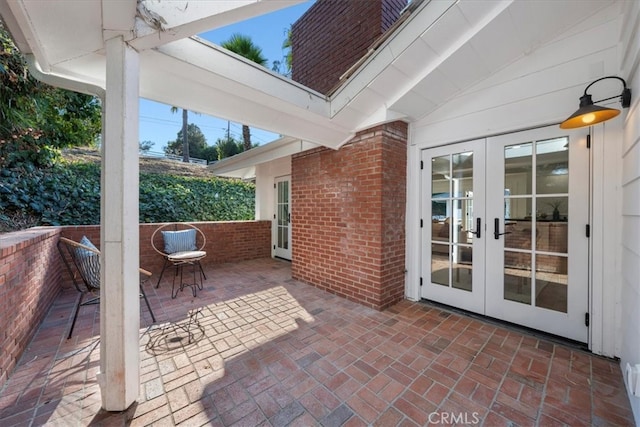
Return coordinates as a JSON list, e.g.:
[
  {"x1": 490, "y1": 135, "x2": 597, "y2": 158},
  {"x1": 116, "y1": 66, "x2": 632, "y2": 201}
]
[
  {"x1": 452, "y1": 152, "x2": 473, "y2": 197},
  {"x1": 281, "y1": 226, "x2": 288, "y2": 249},
  {"x1": 432, "y1": 201, "x2": 450, "y2": 242},
  {"x1": 504, "y1": 197, "x2": 532, "y2": 222},
  {"x1": 535, "y1": 254, "x2": 567, "y2": 312},
  {"x1": 504, "y1": 251, "x2": 531, "y2": 305},
  {"x1": 432, "y1": 156, "x2": 450, "y2": 198},
  {"x1": 430, "y1": 151, "x2": 477, "y2": 292},
  {"x1": 431, "y1": 243, "x2": 450, "y2": 286},
  {"x1": 504, "y1": 219, "x2": 533, "y2": 250},
  {"x1": 536, "y1": 199, "x2": 568, "y2": 252},
  {"x1": 276, "y1": 180, "x2": 289, "y2": 251},
  {"x1": 452, "y1": 245, "x2": 472, "y2": 291},
  {"x1": 505, "y1": 143, "x2": 532, "y2": 196},
  {"x1": 453, "y1": 199, "x2": 473, "y2": 243},
  {"x1": 538, "y1": 196, "x2": 567, "y2": 223},
  {"x1": 278, "y1": 205, "x2": 284, "y2": 226},
  {"x1": 536, "y1": 138, "x2": 568, "y2": 195}
]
